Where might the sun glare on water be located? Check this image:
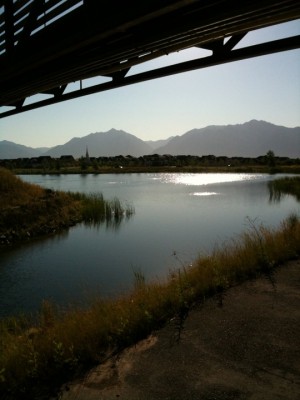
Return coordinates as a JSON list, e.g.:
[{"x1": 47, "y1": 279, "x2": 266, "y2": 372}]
[
  {"x1": 161, "y1": 173, "x2": 261, "y2": 186},
  {"x1": 192, "y1": 192, "x2": 219, "y2": 196}
]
